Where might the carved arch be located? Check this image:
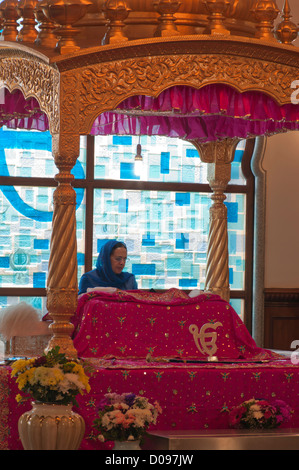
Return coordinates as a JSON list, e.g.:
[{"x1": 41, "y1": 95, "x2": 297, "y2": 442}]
[
  {"x1": 57, "y1": 38, "x2": 299, "y2": 136},
  {"x1": 0, "y1": 53, "x2": 60, "y2": 134}
]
